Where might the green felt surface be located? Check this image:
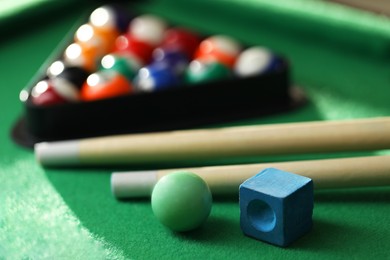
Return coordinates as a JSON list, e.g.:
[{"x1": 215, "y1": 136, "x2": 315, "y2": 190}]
[{"x1": 1, "y1": 0, "x2": 390, "y2": 259}]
